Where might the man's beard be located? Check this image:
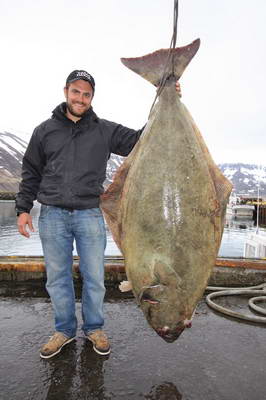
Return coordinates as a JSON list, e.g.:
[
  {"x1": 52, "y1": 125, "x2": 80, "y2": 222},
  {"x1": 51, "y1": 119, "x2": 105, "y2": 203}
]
[{"x1": 66, "y1": 101, "x2": 89, "y2": 118}]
